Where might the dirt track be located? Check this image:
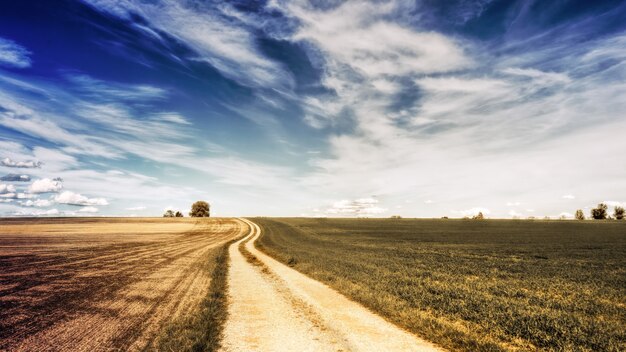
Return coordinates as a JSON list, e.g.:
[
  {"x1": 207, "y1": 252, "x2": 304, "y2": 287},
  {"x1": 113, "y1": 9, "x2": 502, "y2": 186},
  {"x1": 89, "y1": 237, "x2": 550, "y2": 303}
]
[
  {"x1": 0, "y1": 217, "x2": 243, "y2": 351},
  {"x1": 222, "y1": 218, "x2": 443, "y2": 352}
]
